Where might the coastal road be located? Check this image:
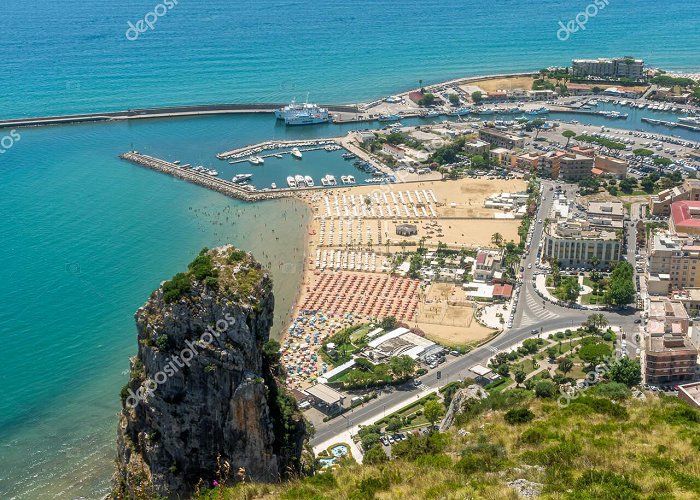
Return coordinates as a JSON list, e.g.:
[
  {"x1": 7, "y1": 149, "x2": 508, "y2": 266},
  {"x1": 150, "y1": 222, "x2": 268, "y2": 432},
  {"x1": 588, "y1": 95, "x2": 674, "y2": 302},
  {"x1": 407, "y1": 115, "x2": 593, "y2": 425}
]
[{"x1": 311, "y1": 180, "x2": 640, "y2": 447}]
